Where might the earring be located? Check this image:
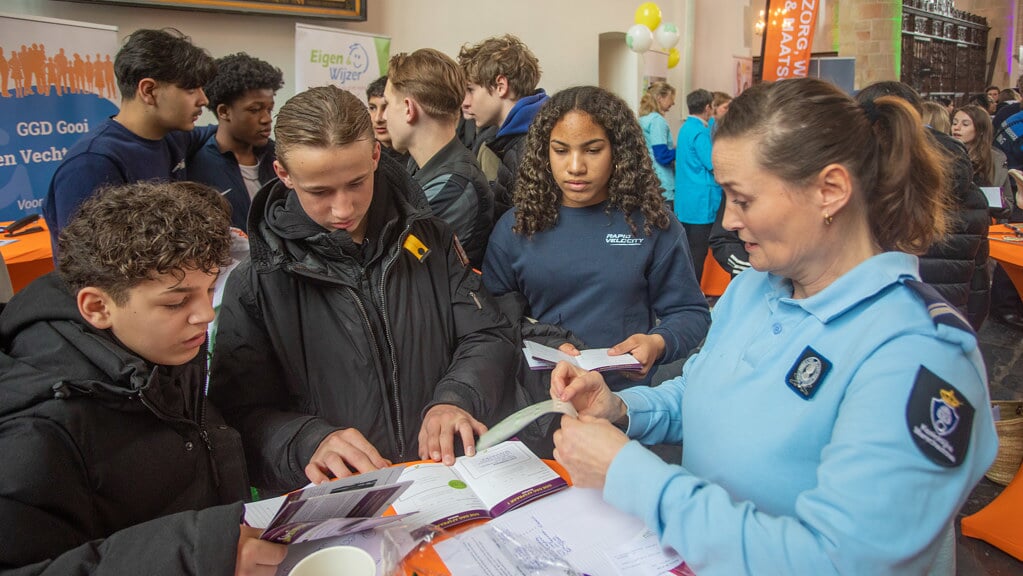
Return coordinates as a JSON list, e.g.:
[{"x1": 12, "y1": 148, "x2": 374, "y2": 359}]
[{"x1": 824, "y1": 211, "x2": 833, "y2": 226}]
